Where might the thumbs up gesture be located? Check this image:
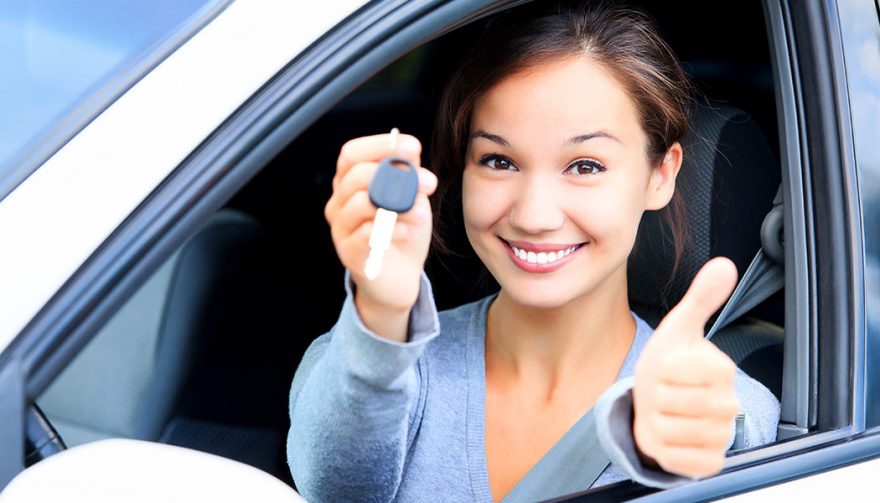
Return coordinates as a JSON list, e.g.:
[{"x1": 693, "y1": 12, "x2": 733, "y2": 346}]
[{"x1": 632, "y1": 257, "x2": 742, "y2": 479}]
